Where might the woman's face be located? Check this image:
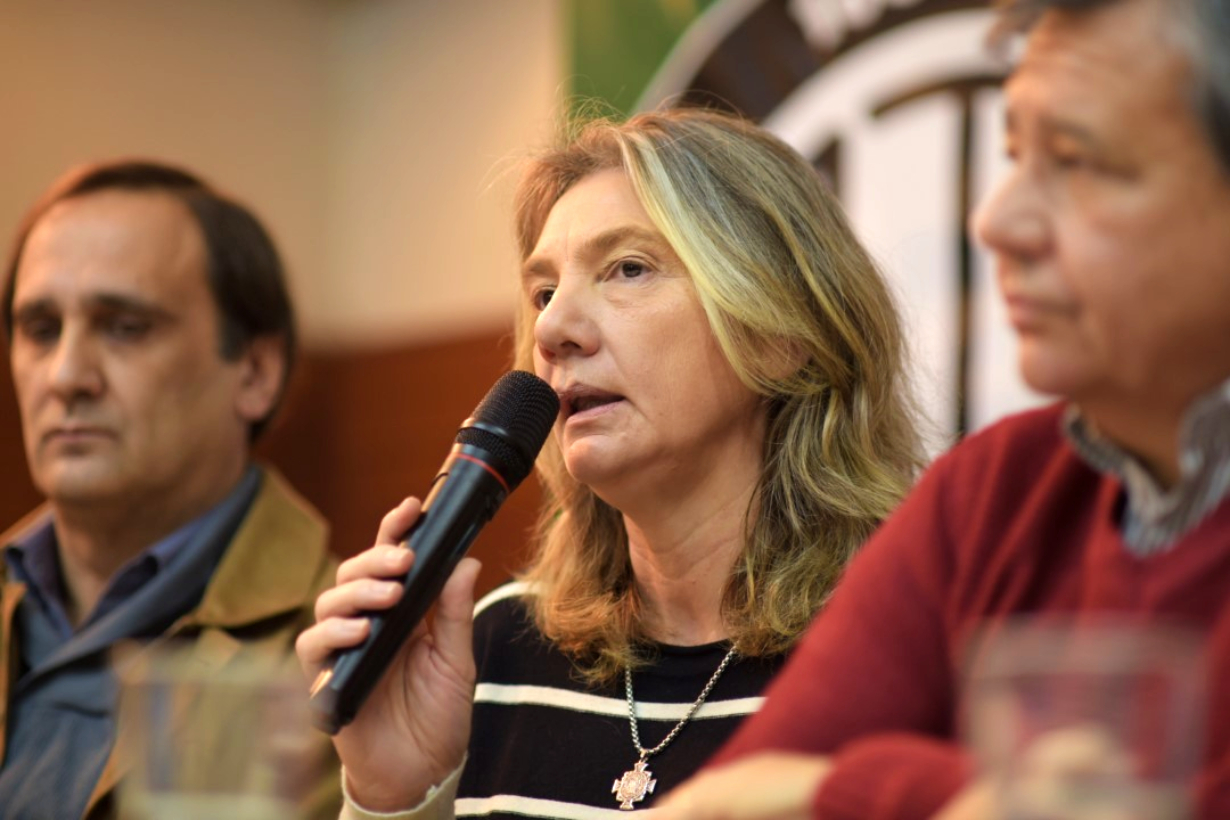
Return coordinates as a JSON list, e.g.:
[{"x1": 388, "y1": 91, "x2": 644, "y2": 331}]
[{"x1": 523, "y1": 168, "x2": 766, "y2": 506}]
